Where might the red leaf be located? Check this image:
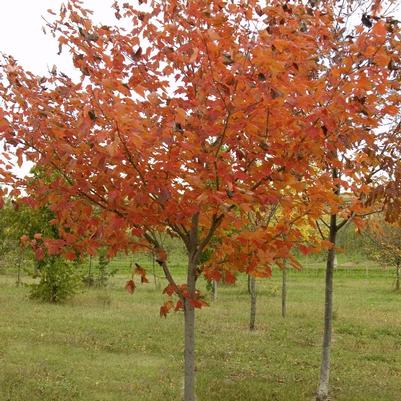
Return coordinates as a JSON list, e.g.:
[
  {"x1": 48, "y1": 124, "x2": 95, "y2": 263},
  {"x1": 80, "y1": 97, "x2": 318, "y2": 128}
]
[
  {"x1": 35, "y1": 247, "x2": 45, "y2": 261},
  {"x1": 299, "y1": 245, "x2": 314, "y2": 255},
  {"x1": 204, "y1": 268, "x2": 222, "y2": 282},
  {"x1": 224, "y1": 271, "x2": 236, "y2": 285},
  {"x1": 125, "y1": 279, "x2": 136, "y2": 294},
  {"x1": 133, "y1": 46, "x2": 142, "y2": 61},
  {"x1": 160, "y1": 300, "x2": 174, "y2": 317},
  {"x1": 44, "y1": 239, "x2": 65, "y2": 255},
  {"x1": 134, "y1": 263, "x2": 149, "y2": 283},
  {"x1": 63, "y1": 251, "x2": 77, "y2": 261},
  {"x1": 189, "y1": 298, "x2": 209, "y2": 309},
  {"x1": 175, "y1": 299, "x2": 184, "y2": 311},
  {"x1": 162, "y1": 283, "x2": 176, "y2": 296}
]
